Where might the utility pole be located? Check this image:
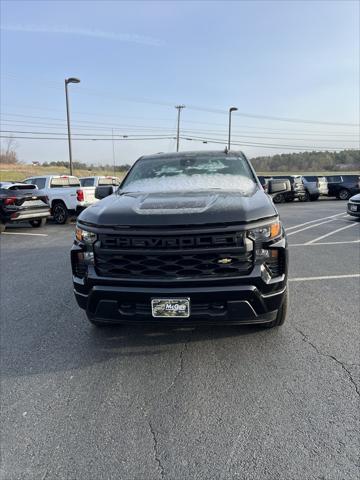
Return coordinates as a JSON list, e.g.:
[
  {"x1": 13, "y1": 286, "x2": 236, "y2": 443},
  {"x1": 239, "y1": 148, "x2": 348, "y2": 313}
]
[
  {"x1": 64, "y1": 77, "x2": 80, "y2": 175},
  {"x1": 175, "y1": 104, "x2": 185, "y2": 152}
]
